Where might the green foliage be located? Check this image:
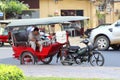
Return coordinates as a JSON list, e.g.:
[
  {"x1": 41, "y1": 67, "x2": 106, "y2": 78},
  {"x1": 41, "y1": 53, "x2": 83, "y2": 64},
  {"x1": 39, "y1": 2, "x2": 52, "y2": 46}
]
[
  {"x1": 96, "y1": 11, "x2": 105, "y2": 20},
  {"x1": 26, "y1": 77, "x2": 113, "y2": 80},
  {"x1": 0, "y1": 1, "x2": 7, "y2": 12},
  {"x1": 0, "y1": 64, "x2": 25, "y2": 80},
  {"x1": 0, "y1": 0, "x2": 29, "y2": 19},
  {"x1": 6, "y1": 1, "x2": 28, "y2": 14},
  {"x1": 96, "y1": 10, "x2": 105, "y2": 24}
]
